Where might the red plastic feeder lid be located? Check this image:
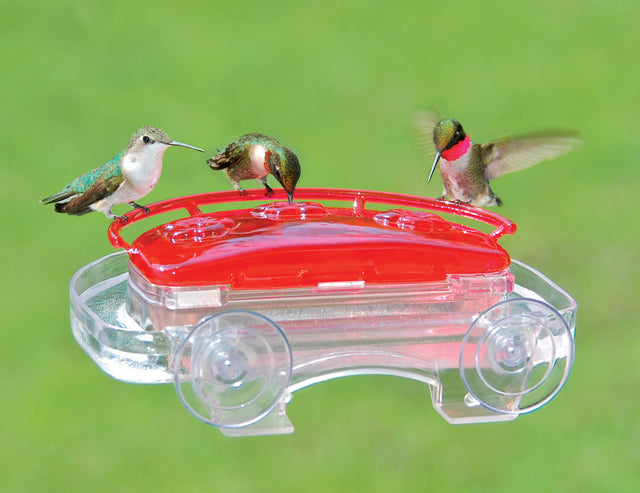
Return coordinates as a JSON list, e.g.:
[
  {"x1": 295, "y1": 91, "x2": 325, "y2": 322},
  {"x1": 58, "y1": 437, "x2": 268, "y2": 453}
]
[{"x1": 108, "y1": 188, "x2": 517, "y2": 290}]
